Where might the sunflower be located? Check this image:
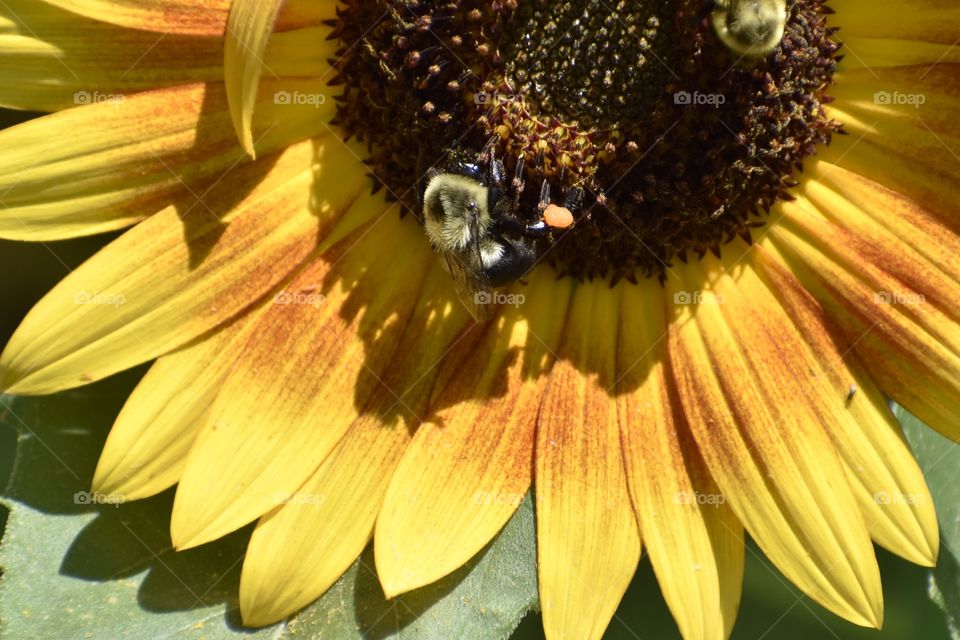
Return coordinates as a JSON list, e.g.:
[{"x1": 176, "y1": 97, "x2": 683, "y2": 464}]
[{"x1": 1, "y1": 0, "x2": 958, "y2": 638}]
